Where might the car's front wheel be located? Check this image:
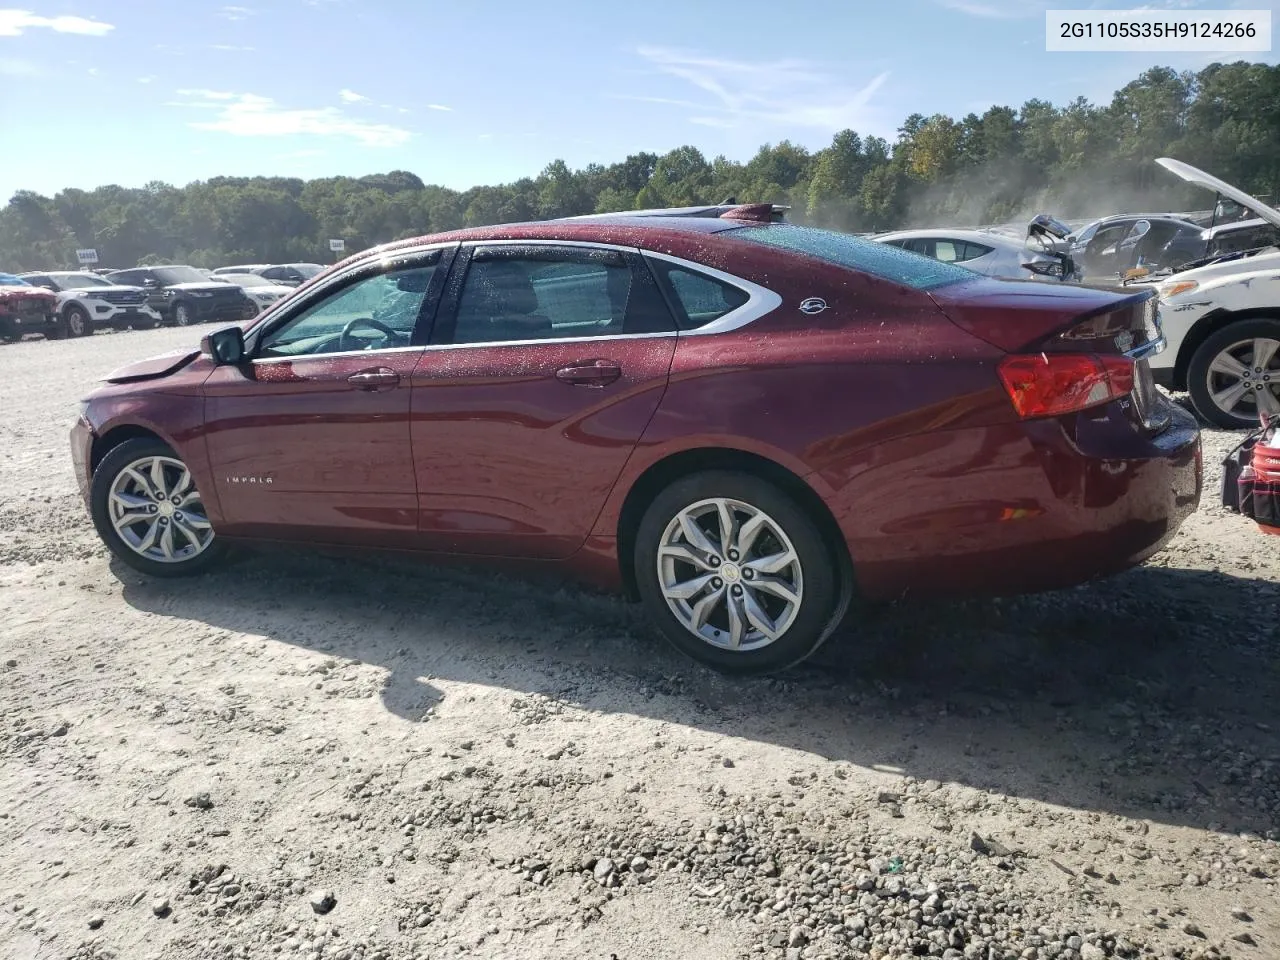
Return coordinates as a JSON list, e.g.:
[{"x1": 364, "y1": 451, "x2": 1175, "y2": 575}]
[
  {"x1": 172, "y1": 302, "x2": 193, "y2": 326},
  {"x1": 1187, "y1": 318, "x2": 1280, "y2": 428},
  {"x1": 64, "y1": 306, "x2": 93, "y2": 338},
  {"x1": 634, "y1": 470, "x2": 844, "y2": 674},
  {"x1": 90, "y1": 438, "x2": 226, "y2": 577}
]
